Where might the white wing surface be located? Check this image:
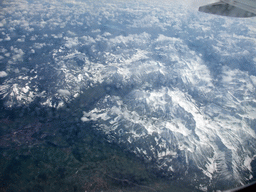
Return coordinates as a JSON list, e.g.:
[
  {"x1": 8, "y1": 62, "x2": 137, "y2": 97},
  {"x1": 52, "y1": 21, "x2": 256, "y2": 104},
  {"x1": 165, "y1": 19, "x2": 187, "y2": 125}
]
[{"x1": 199, "y1": 0, "x2": 256, "y2": 17}]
